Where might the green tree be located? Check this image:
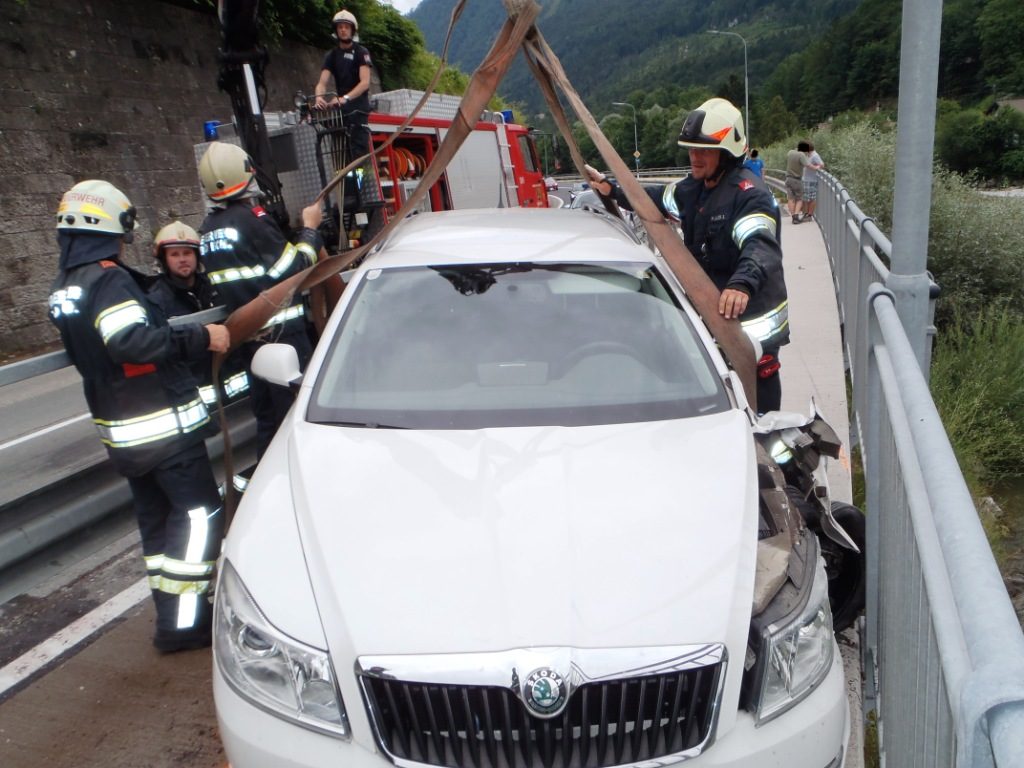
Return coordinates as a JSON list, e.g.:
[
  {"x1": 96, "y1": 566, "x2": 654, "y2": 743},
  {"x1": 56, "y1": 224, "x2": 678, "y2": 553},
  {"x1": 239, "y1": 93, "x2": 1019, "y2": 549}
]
[
  {"x1": 940, "y1": 0, "x2": 987, "y2": 102},
  {"x1": 182, "y1": 0, "x2": 423, "y2": 89},
  {"x1": 936, "y1": 104, "x2": 1024, "y2": 181},
  {"x1": 977, "y1": 0, "x2": 1024, "y2": 95},
  {"x1": 338, "y1": 0, "x2": 424, "y2": 91},
  {"x1": 753, "y1": 96, "x2": 798, "y2": 147}
]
